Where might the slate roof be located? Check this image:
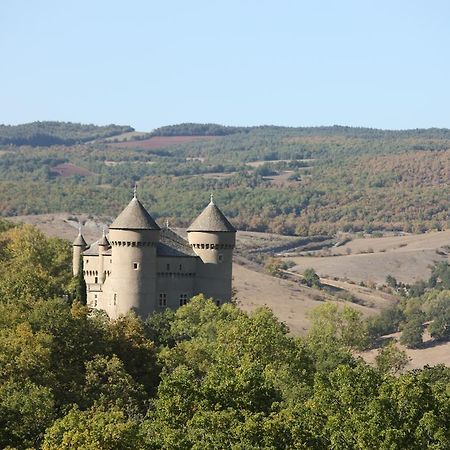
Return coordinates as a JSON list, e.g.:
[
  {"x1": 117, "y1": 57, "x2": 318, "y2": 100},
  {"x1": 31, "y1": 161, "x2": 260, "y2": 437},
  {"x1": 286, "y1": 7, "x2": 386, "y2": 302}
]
[
  {"x1": 73, "y1": 232, "x2": 87, "y2": 247},
  {"x1": 187, "y1": 200, "x2": 236, "y2": 233},
  {"x1": 110, "y1": 197, "x2": 160, "y2": 230},
  {"x1": 83, "y1": 240, "x2": 112, "y2": 256},
  {"x1": 157, "y1": 228, "x2": 196, "y2": 257},
  {"x1": 83, "y1": 228, "x2": 194, "y2": 258},
  {"x1": 98, "y1": 232, "x2": 110, "y2": 246}
]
